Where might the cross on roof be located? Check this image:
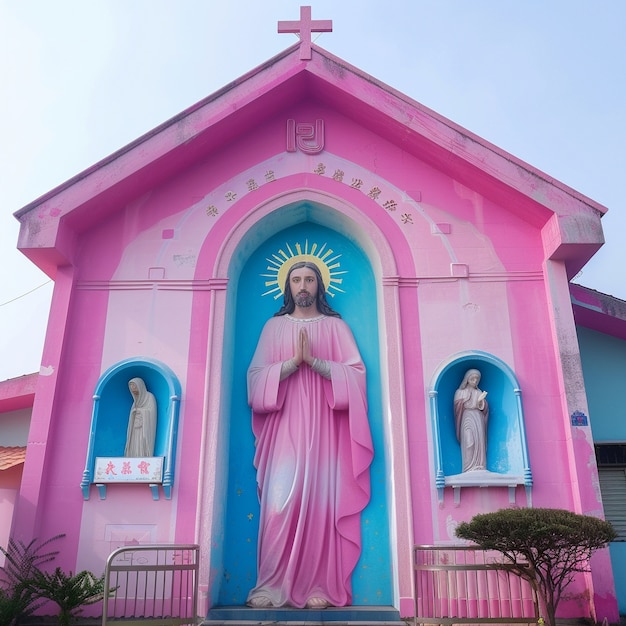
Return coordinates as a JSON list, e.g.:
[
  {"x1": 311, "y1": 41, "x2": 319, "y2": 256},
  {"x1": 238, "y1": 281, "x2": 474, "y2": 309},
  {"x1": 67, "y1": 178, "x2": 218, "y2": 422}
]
[{"x1": 278, "y1": 5, "x2": 332, "y2": 61}]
